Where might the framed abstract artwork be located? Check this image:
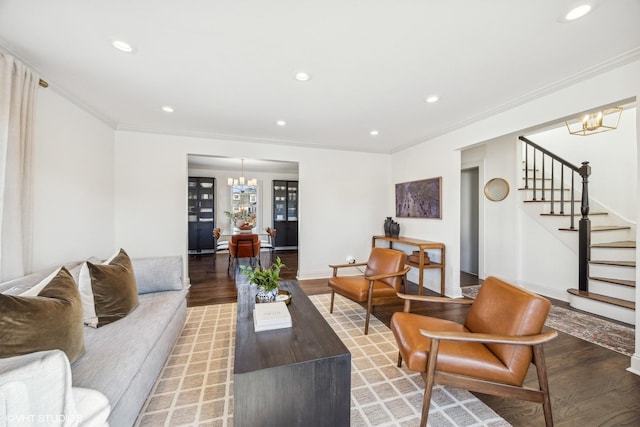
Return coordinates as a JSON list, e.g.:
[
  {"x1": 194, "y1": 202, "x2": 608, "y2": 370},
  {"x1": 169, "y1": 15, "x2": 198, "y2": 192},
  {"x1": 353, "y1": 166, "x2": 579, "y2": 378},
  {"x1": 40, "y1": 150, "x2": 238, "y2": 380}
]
[{"x1": 395, "y1": 177, "x2": 442, "y2": 219}]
